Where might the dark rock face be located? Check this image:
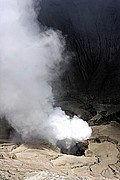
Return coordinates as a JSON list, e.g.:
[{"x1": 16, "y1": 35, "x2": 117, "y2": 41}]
[
  {"x1": 0, "y1": 117, "x2": 12, "y2": 140},
  {"x1": 35, "y1": 0, "x2": 120, "y2": 102},
  {"x1": 0, "y1": 117, "x2": 22, "y2": 143},
  {"x1": 57, "y1": 139, "x2": 88, "y2": 156}
]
